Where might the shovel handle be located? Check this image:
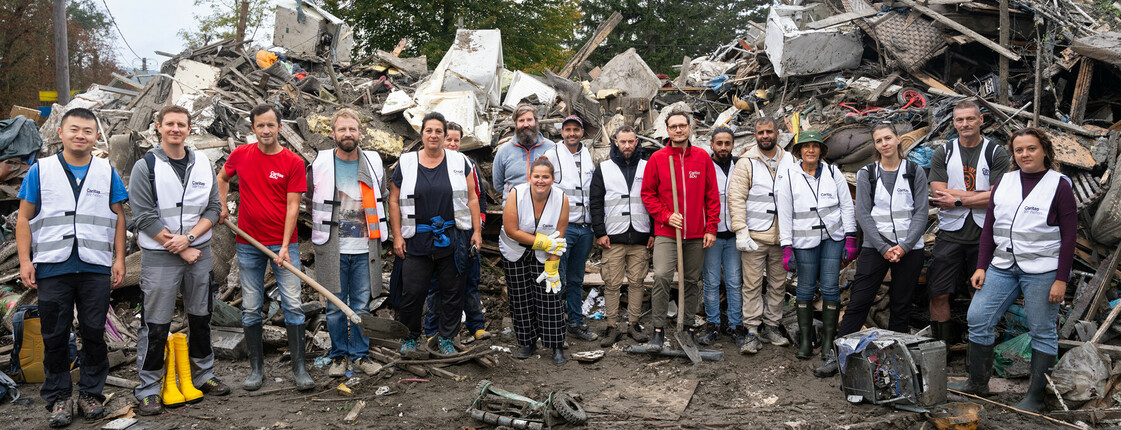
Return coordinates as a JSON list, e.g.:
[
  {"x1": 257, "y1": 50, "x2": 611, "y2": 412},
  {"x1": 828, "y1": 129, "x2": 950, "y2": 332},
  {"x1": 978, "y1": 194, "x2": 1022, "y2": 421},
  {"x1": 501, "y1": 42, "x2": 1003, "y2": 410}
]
[
  {"x1": 222, "y1": 219, "x2": 362, "y2": 324},
  {"x1": 667, "y1": 156, "x2": 687, "y2": 330}
]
